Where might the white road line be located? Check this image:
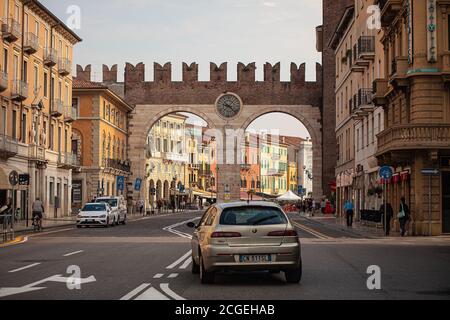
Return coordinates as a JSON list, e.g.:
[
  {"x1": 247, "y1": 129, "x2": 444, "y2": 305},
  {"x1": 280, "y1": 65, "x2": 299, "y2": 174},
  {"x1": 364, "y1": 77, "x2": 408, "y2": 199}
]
[
  {"x1": 153, "y1": 274, "x2": 164, "y2": 279},
  {"x1": 166, "y1": 250, "x2": 192, "y2": 269},
  {"x1": 179, "y1": 257, "x2": 192, "y2": 270},
  {"x1": 120, "y1": 283, "x2": 151, "y2": 301},
  {"x1": 134, "y1": 286, "x2": 170, "y2": 300},
  {"x1": 28, "y1": 228, "x2": 75, "y2": 237},
  {"x1": 160, "y1": 283, "x2": 186, "y2": 300},
  {"x1": 168, "y1": 273, "x2": 178, "y2": 278},
  {"x1": 8, "y1": 263, "x2": 41, "y2": 273},
  {"x1": 63, "y1": 250, "x2": 84, "y2": 257}
]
